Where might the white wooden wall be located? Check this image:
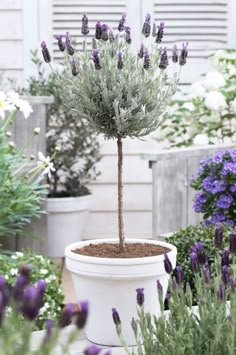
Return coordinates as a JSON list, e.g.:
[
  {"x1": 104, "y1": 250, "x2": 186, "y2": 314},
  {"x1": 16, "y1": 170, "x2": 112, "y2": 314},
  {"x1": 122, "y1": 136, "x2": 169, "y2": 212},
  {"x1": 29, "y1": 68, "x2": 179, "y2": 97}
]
[{"x1": 0, "y1": 1, "x2": 236, "y2": 241}]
